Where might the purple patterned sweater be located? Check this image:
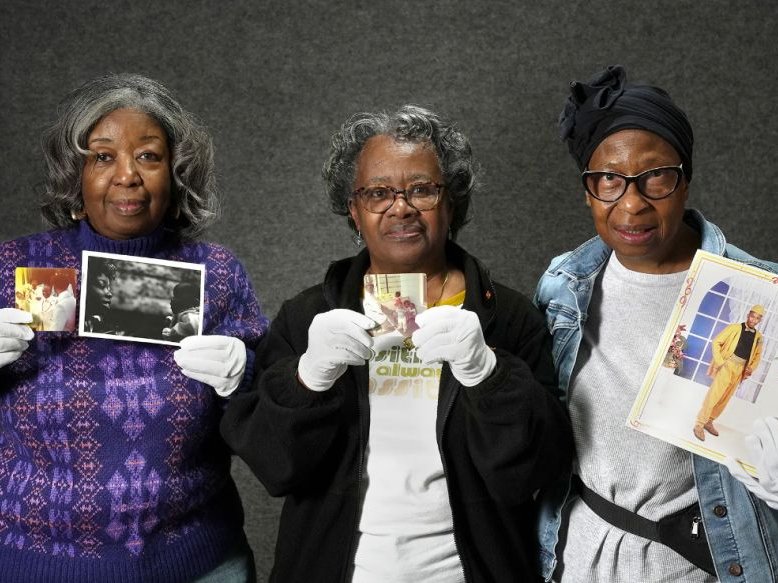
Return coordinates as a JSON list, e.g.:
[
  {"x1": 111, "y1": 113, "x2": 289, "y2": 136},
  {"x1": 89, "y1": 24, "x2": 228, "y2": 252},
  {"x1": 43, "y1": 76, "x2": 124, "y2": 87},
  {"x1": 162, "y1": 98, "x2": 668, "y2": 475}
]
[{"x1": 0, "y1": 220, "x2": 268, "y2": 583}]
